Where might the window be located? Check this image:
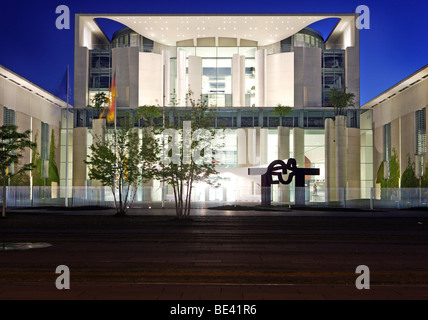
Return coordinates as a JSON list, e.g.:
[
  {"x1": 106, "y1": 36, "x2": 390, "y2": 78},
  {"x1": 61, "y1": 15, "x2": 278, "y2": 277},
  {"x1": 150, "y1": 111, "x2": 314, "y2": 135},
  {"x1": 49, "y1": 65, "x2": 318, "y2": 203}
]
[
  {"x1": 322, "y1": 50, "x2": 345, "y2": 106},
  {"x1": 3, "y1": 107, "x2": 15, "y2": 125},
  {"x1": 384, "y1": 123, "x2": 391, "y2": 161},
  {"x1": 383, "y1": 122, "x2": 391, "y2": 178},
  {"x1": 41, "y1": 122, "x2": 50, "y2": 178},
  {"x1": 416, "y1": 108, "x2": 426, "y2": 155}
]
